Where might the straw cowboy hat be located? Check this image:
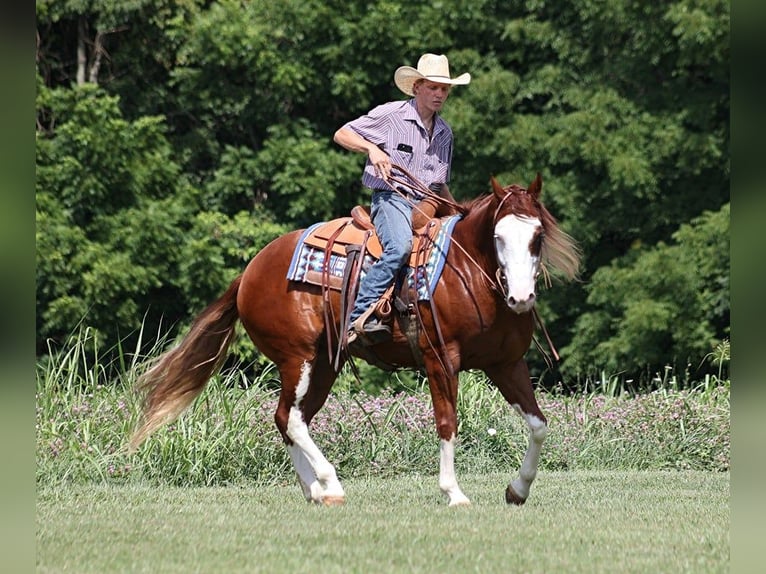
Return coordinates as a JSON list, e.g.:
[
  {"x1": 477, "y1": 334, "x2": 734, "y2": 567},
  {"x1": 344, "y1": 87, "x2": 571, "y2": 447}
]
[{"x1": 394, "y1": 53, "x2": 471, "y2": 97}]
